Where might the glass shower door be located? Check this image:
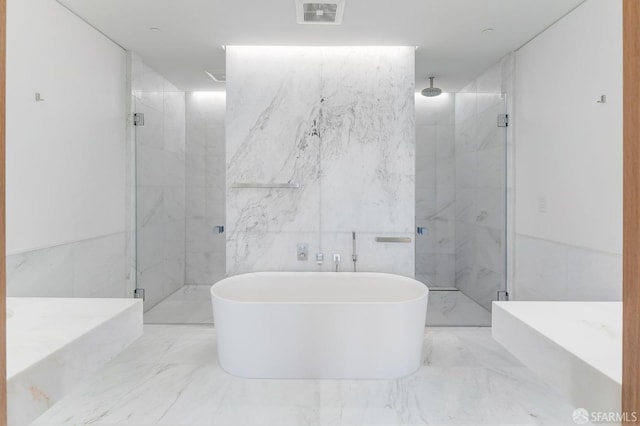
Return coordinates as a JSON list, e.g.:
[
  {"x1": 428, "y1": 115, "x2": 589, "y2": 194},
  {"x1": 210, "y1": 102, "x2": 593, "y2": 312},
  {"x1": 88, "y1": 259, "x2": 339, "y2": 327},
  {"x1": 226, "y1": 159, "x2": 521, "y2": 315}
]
[
  {"x1": 131, "y1": 82, "x2": 225, "y2": 324},
  {"x1": 132, "y1": 86, "x2": 191, "y2": 323},
  {"x1": 416, "y1": 90, "x2": 508, "y2": 326}
]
